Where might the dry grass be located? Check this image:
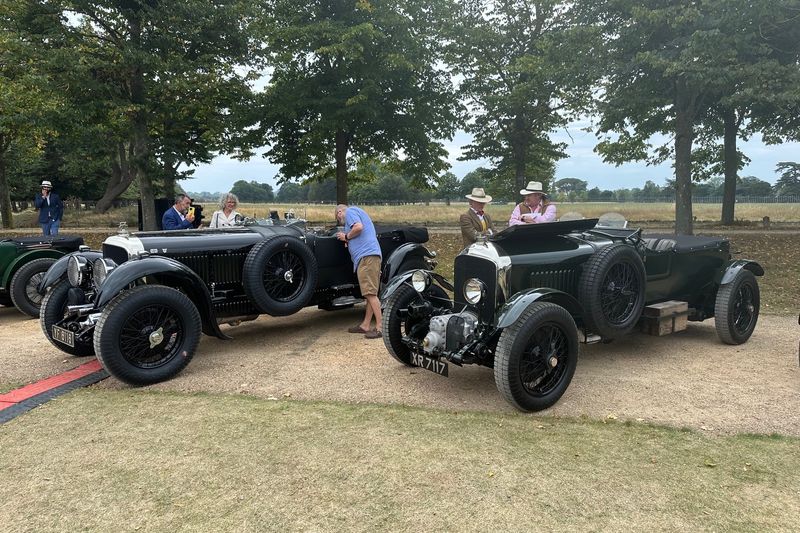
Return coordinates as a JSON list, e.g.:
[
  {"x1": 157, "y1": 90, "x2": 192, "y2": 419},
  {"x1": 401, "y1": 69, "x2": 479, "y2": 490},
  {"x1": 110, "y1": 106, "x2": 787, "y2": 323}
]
[{"x1": 1, "y1": 390, "x2": 798, "y2": 532}]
